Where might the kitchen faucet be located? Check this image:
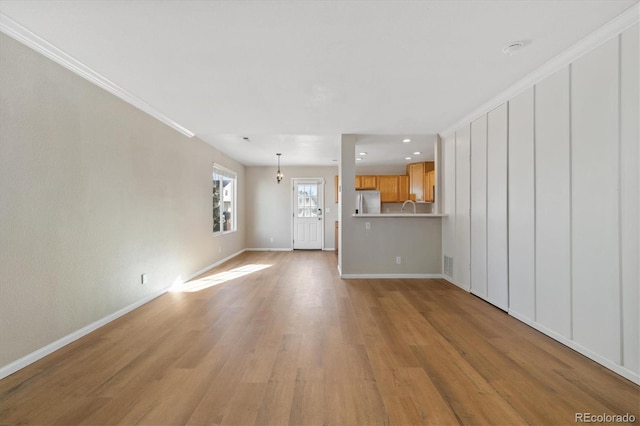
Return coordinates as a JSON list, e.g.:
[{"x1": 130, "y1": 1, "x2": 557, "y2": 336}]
[{"x1": 401, "y1": 200, "x2": 416, "y2": 214}]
